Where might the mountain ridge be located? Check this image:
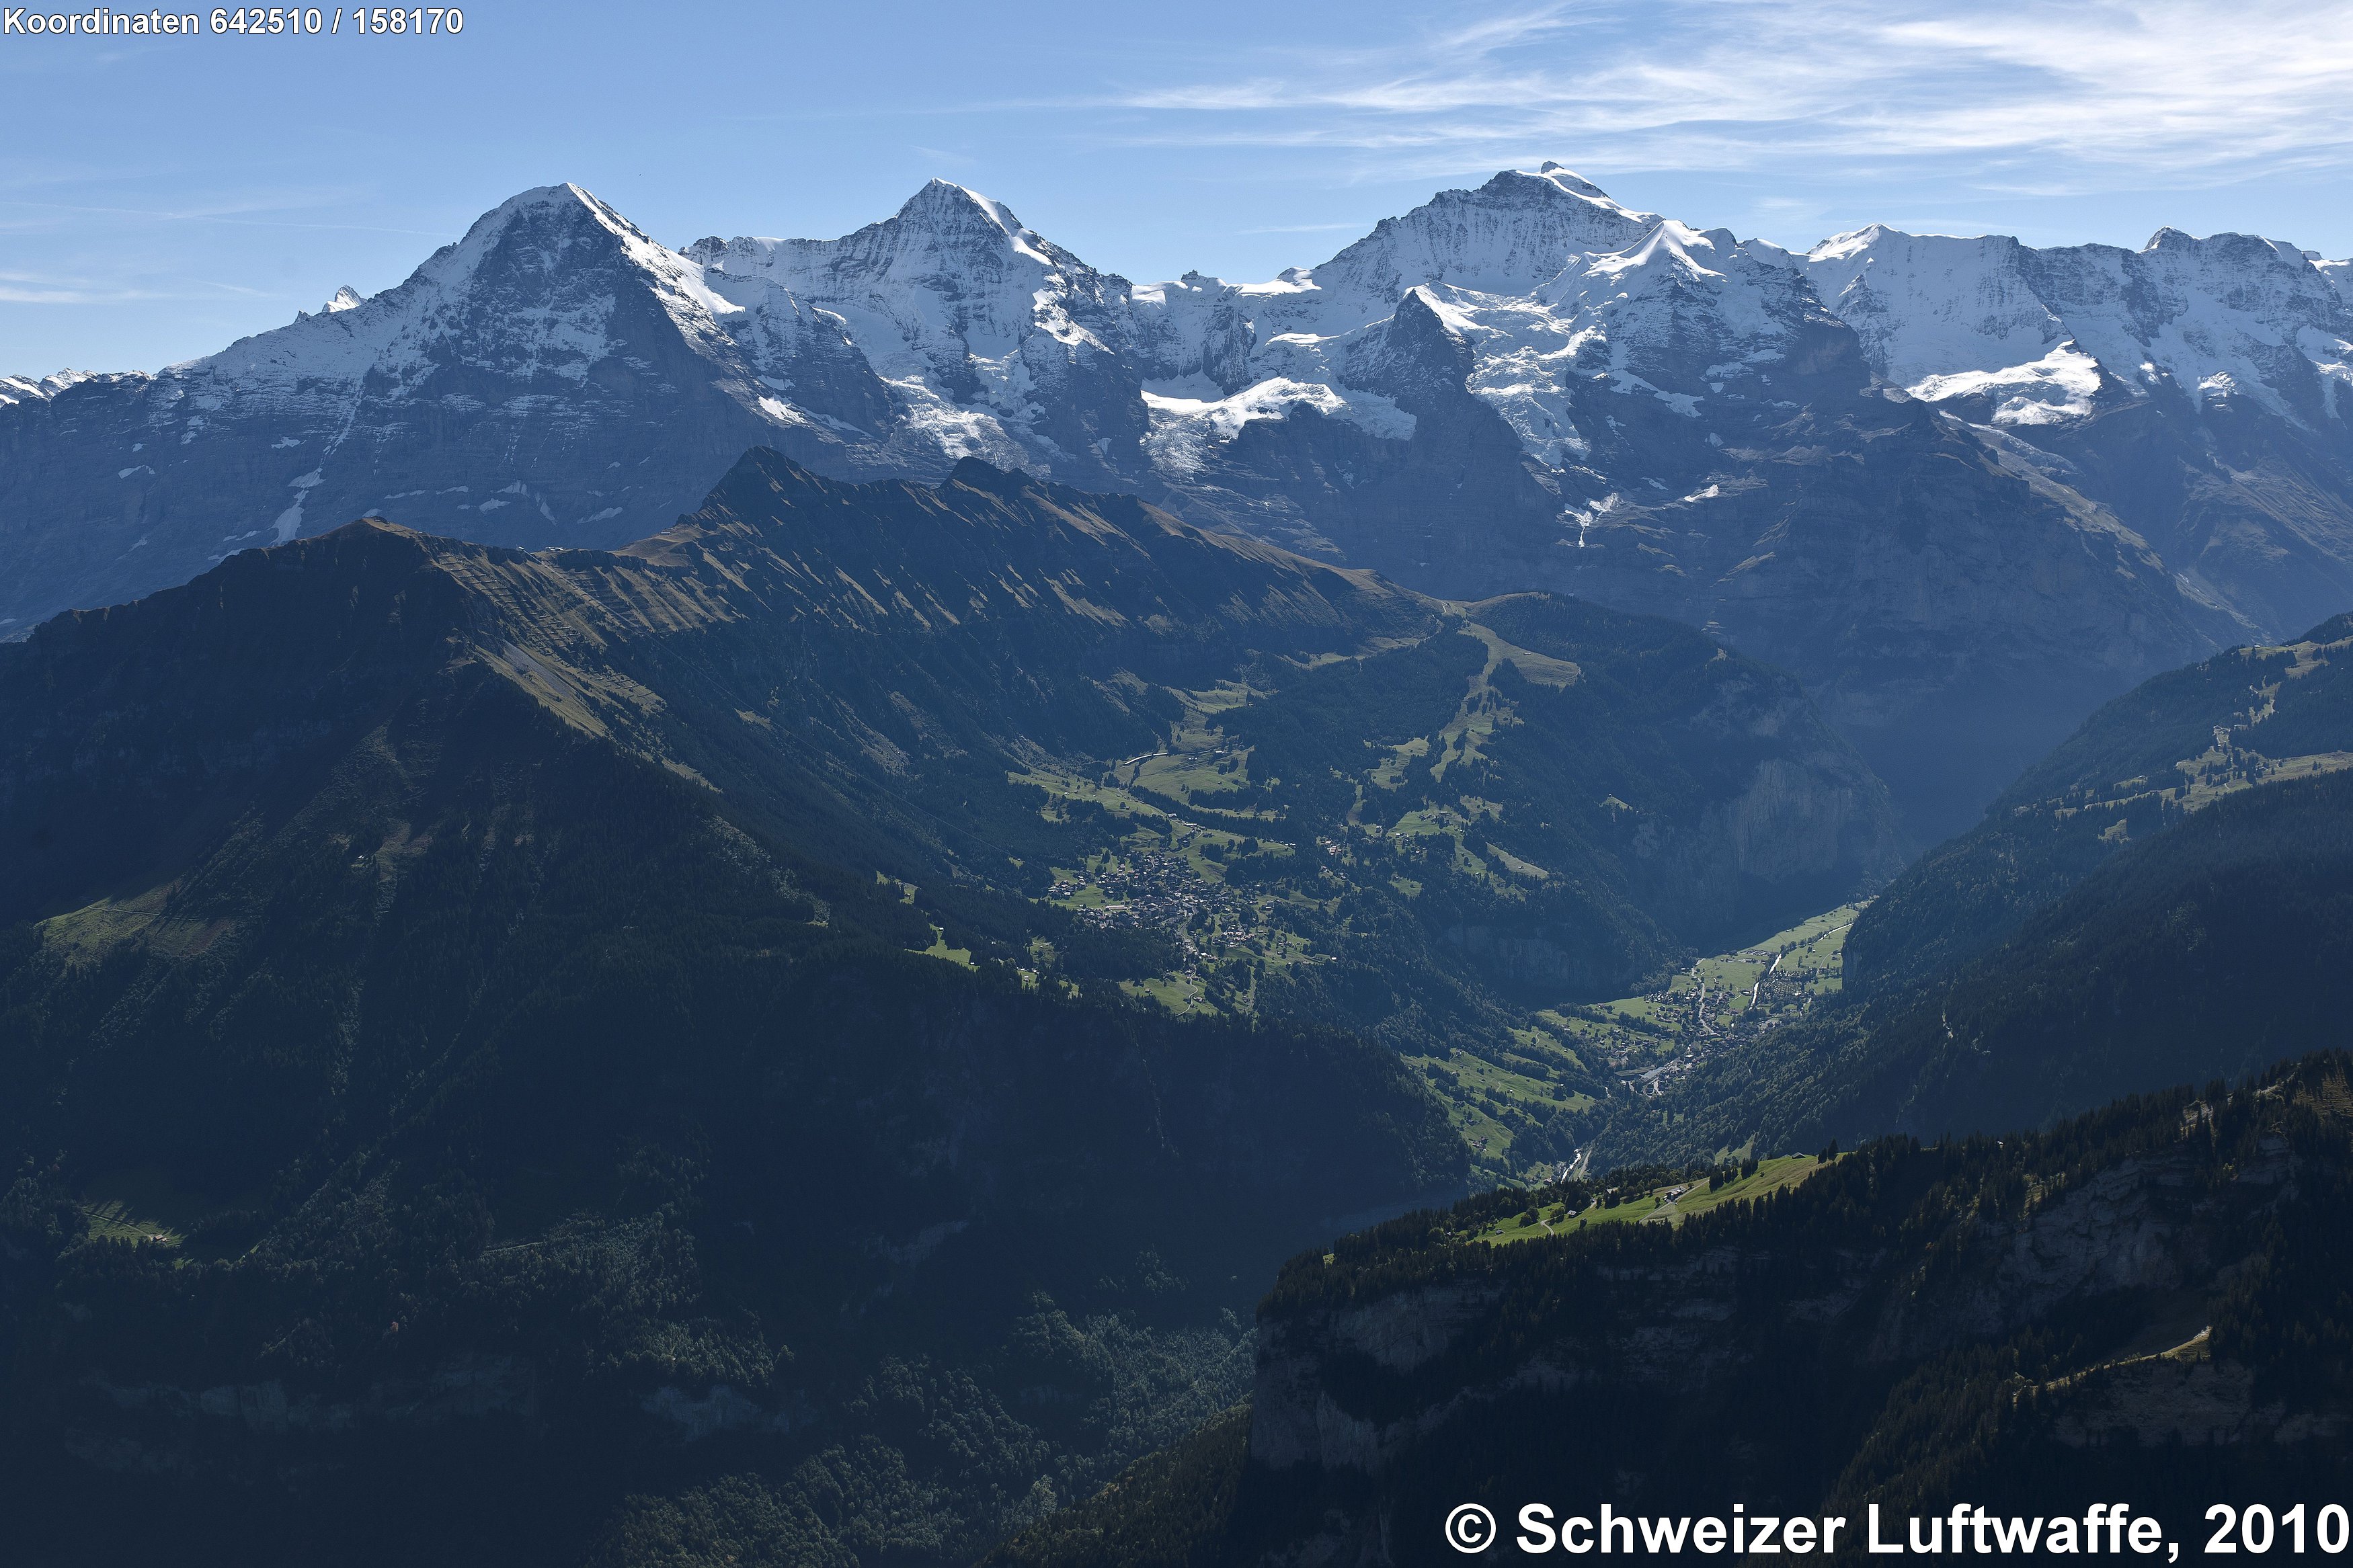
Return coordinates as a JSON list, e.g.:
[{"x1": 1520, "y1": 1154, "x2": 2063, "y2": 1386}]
[
  {"x1": 6, "y1": 447, "x2": 1906, "y2": 1173},
  {"x1": 0, "y1": 445, "x2": 1926, "y2": 1563},
  {"x1": 1560, "y1": 616, "x2": 2353, "y2": 1167},
  {"x1": 8, "y1": 168, "x2": 2350, "y2": 839}
]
